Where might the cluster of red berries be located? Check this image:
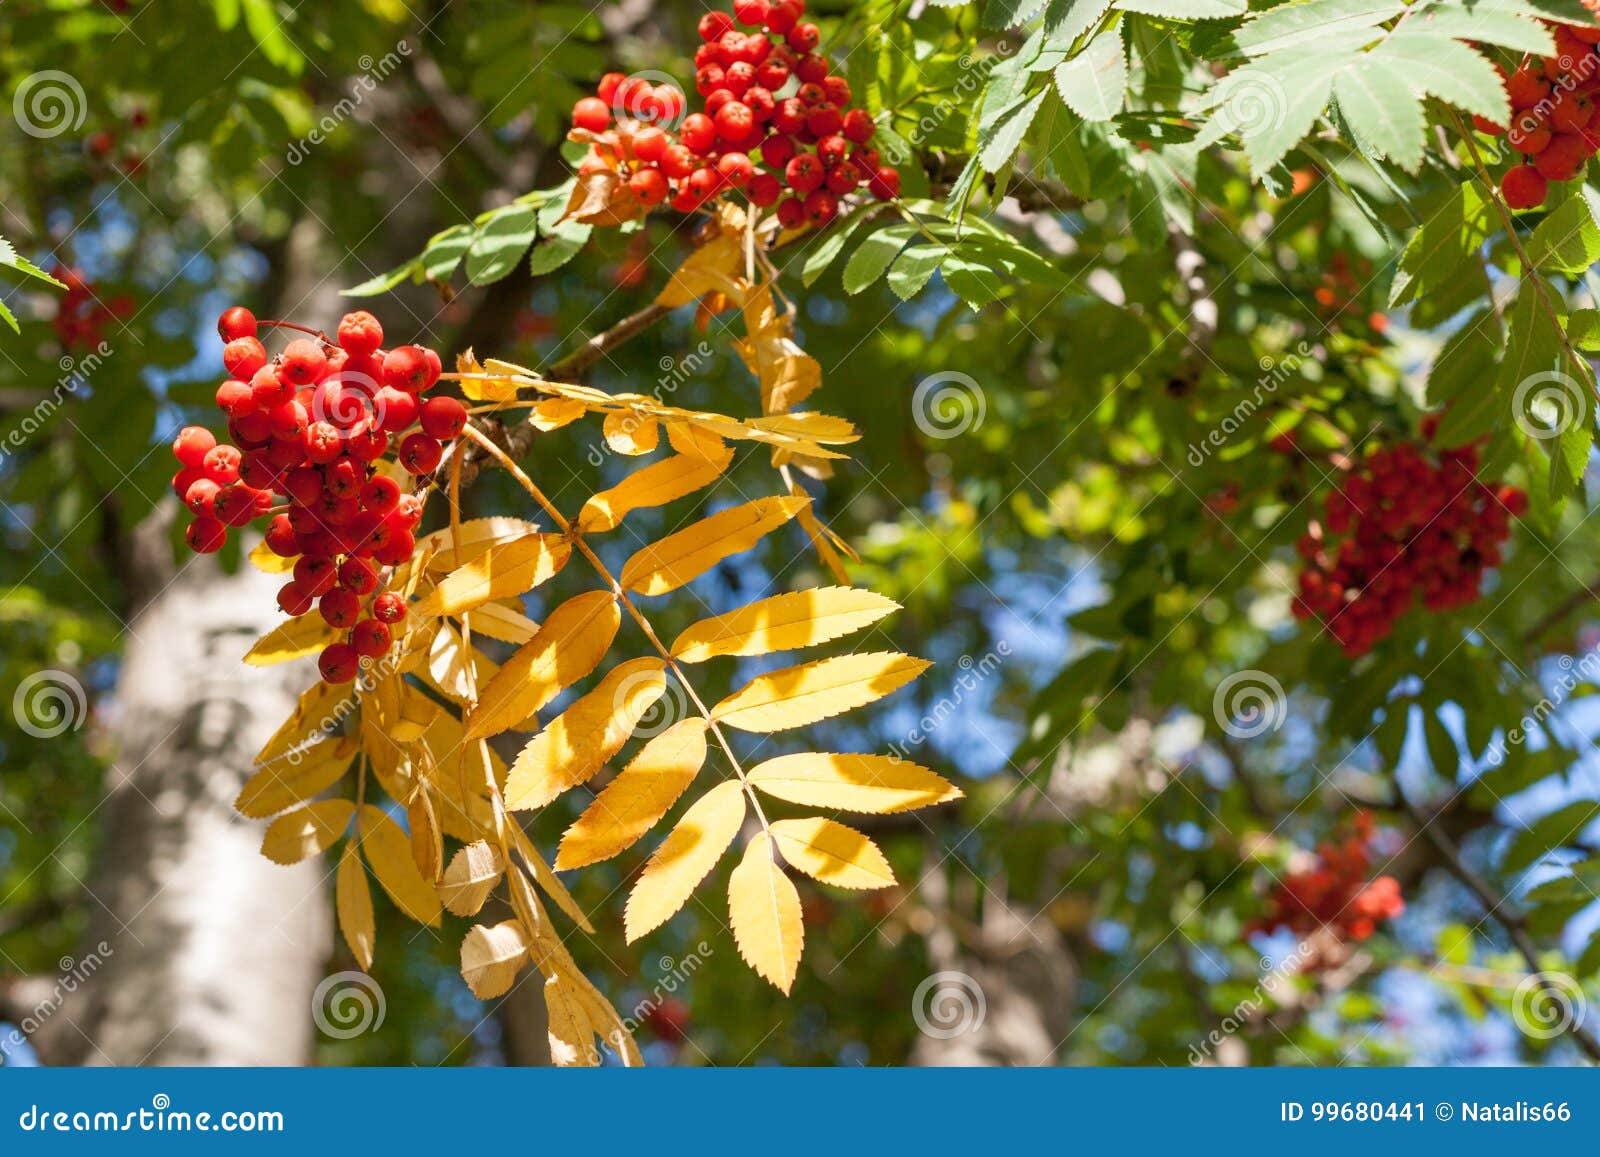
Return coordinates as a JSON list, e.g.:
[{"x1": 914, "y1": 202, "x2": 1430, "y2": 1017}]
[
  {"x1": 1483, "y1": 14, "x2": 1600, "y2": 208},
  {"x1": 1252, "y1": 814, "x2": 1405, "y2": 947},
  {"x1": 171, "y1": 308, "x2": 468, "y2": 683},
  {"x1": 1291, "y1": 433, "x2": 1525, "y2": 656},
  {"x1": 50, "y1": 265, "x2": 132, "y2": 350},
  {"x1": 569, "y1": 0, "x2": 899, "y2": 226}
]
